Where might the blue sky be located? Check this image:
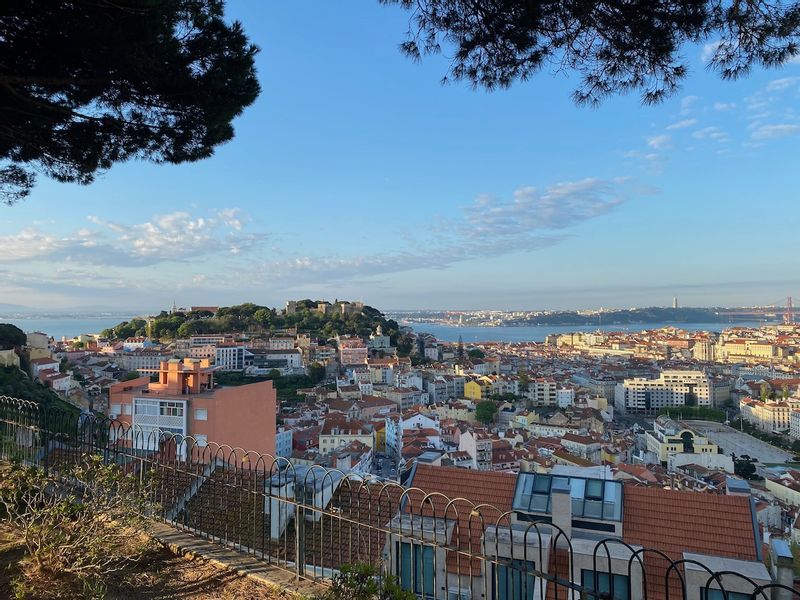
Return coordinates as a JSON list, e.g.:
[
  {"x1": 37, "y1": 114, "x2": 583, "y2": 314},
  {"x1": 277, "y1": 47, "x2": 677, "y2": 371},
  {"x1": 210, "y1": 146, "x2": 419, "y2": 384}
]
[{"x1": 2, "y1": 1, "x2": 799, "y2": 312}]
